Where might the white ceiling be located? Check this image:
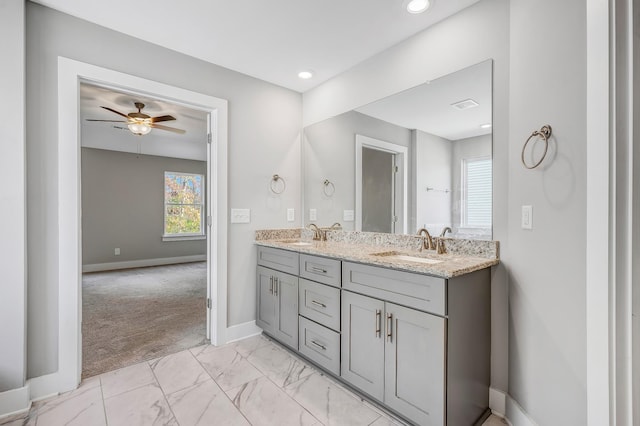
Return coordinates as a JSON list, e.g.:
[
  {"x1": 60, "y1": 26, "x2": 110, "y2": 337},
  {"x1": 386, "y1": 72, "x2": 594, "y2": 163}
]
[
  {"x1": 80, "y1": 83, "x2": 208, "y2": 160},
  {"x1": 355, "y1": 60, "x2": 492, "y2": 140},
  {"x1": 33, "y1": 0, "x2": 481, "y2": 92}
]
